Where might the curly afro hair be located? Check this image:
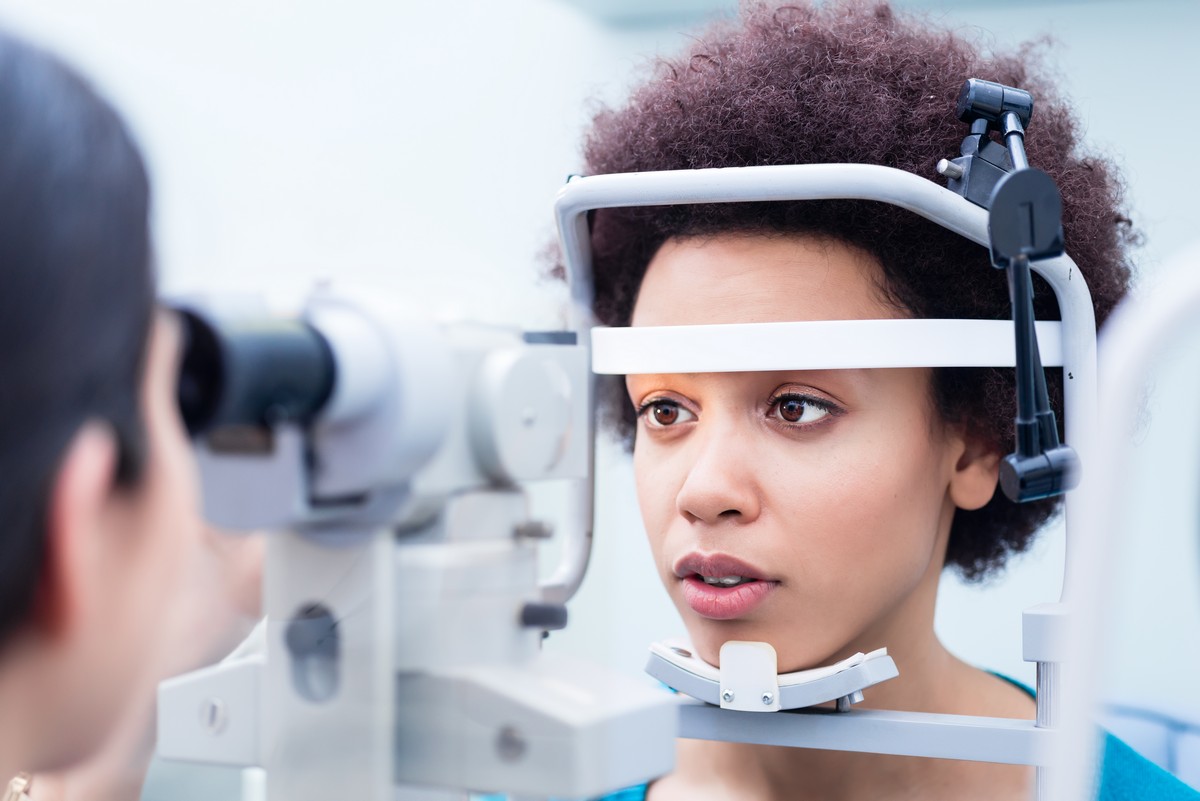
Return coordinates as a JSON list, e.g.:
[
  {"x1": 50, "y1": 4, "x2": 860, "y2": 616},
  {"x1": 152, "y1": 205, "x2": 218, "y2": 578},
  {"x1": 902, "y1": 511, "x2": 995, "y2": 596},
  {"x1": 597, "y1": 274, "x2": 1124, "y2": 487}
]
[{"x1": 576, "y1": 0, "x2": 1136, "y2": 580}]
